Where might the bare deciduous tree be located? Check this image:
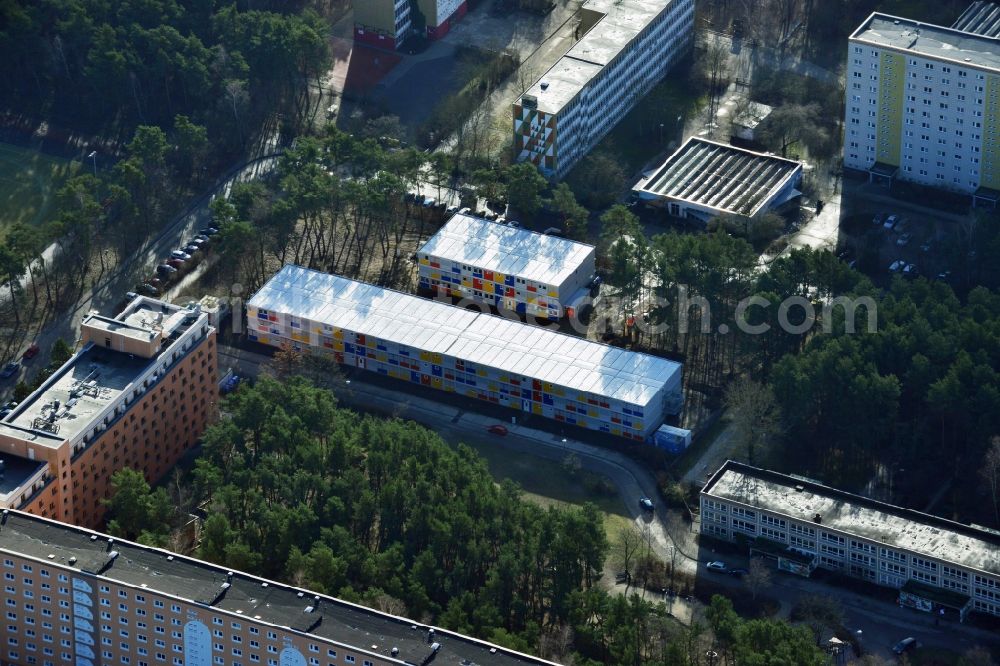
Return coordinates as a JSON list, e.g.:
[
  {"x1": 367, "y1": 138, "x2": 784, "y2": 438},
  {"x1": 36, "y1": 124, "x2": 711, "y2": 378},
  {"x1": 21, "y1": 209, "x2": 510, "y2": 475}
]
[
  {"x1": 745, "y1": 558, "x2": 773, "y2": 601},
  {"x1": 724, "y1": 377, "x2": 782, "y2": 466},
  {"x1": 981, "y1": 436, "x2": 1000, "y2": 526},
  {"x1": 612, "y1": 524, "x2": 643, "y2": 594}
]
